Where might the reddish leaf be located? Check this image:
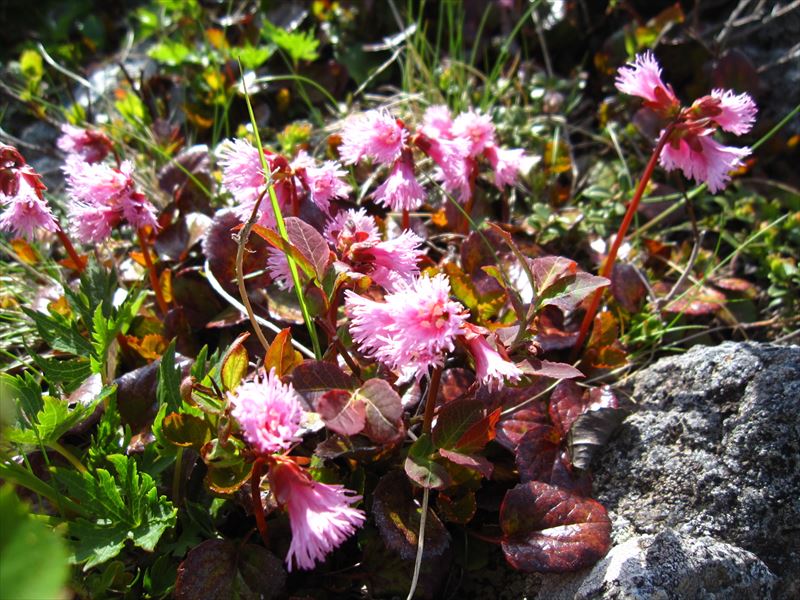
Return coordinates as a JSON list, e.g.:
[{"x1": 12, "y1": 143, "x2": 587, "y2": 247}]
[
  {"x1": 549, "y1": 449, "x2": 593, "y2": 497},
  {"x1": 540, "y1": 272, "x2": 610, "y2": 313},
  {"x1": 583, "y1": 312, "x2": 627, "y2": 370},
  {"x1": 372, "y1": 471, "x2": 451, "y2": 560},
  {"x1": 285, "y1": 216, "x2": 331, "y2": 281},
  {"x1": 711, "y1": 277, "x2": 755, "y2": 294},
  {"x1": 496, "y1": 402, "x2": 550, "y2": 452},
  {"x1": 264, "y1": 328, "x2": 302, "y2": 376},
  {"x1": 359, "y1": 379, "x2": 405, "y2": 444},
  {"x1": 316, "y1": 389, "x2": 366, "y2": 436},
  {"x1": 515, "y1": 426, "x2": 561, "y2": 482},
  {"x1": 611, "y1": 263, "x2": 647, "y2": 313},
  {"x1": 250, "y1": 223, "x2": 317, "y2": 280},
  {"x1": 548, "y1": 380, "x2": 587, "y2": 436},
  {"x1": 518, "y1": 359, "x2": 584, "y2": 380},
  {"x1": 437, "y1": 368, "x2": 475, "y2": 404},
  {"x1": 436, "y1": 490, "x2": 477, "y2": 524},
  {"x1": 290, "y1": 360, "x2": 357, "y2": 407},
  {"x1": 454, "y1": 407, "x2": 501, "y2": 453},
  {"x1": 529, "y1": 256, "x2": 577, "y2": 296},
  {"x1": 500, "y1": 481, "x2": 611, "y2": 573},
  {"x1": 654, "y1": 281, "x2": 727, "y2": 315},
  {"x1": 438, "y1": 448, "x2": 493, "y2": 479},
  {"x1": 432, "y1": 400, "x2": 485, "y2": 451},
  {"x1": 175, "y1": 540, "x2": 285, "y2": 600}
]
